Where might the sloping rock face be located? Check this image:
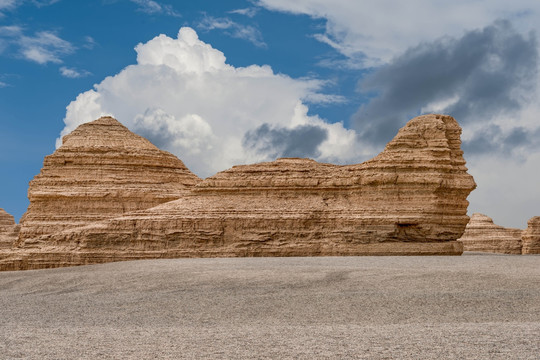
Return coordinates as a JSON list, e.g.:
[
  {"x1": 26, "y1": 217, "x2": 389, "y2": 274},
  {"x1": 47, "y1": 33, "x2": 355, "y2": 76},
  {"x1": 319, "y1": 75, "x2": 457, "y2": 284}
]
[
  {"x1": 0, "y1": 208, "x2": 15, "y2": 227},
  {"x1": 522, "y1": 216, "x2": 540, "y2": 254},
  {"x1": 17, "y1": 116, "x2": 201, "y2": 243},
  {"x1": 1, "y1": 114, "x2": 476, "y2": 270},
  {"x1": 458, "y1": 213, "x2": 523, "y2": 254},
  {"x1": 0, "y1": 208, "x2": 20, "y2": 249}
]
